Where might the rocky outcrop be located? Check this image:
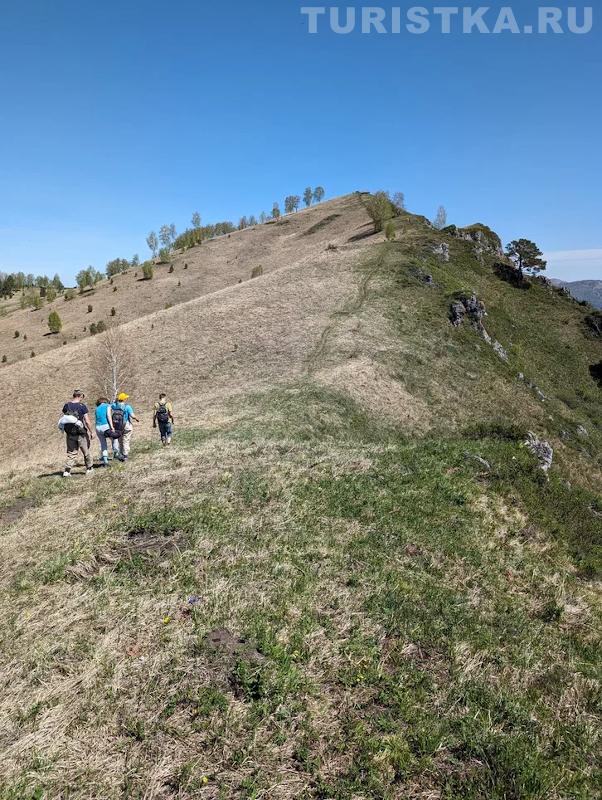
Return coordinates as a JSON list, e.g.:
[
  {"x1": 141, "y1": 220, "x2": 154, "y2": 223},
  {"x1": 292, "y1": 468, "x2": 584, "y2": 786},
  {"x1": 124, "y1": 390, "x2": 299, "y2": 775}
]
[
  {"x1": 450, "y1": 293, "x2": 508, "y2": 361},
  {"x1": 450, "y1": 293, "x2": 485, "y2": 326},
  {"x1": 524, "y1": 432, "x2": 553, "y2": 473},
  {"x1": 443, "y1": 223, "x2": 503, "y2": 257},
  {"x1": 433, "y1": 242, "x2": 449, "y2": 262}
]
